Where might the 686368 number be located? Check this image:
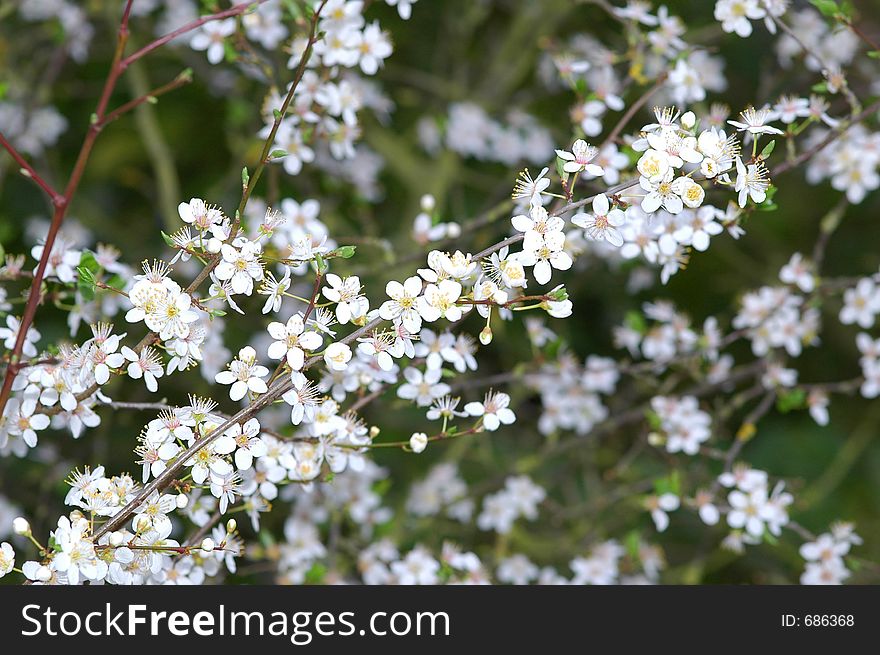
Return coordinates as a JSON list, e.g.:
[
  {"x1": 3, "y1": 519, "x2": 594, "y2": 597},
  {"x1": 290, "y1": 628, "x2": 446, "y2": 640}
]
[{"x1": 781, "y1": 614, "x2": 854, "y2": 627}]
